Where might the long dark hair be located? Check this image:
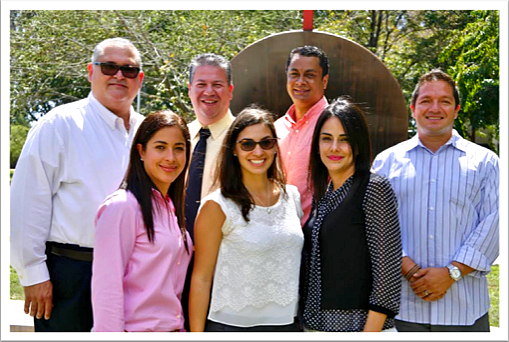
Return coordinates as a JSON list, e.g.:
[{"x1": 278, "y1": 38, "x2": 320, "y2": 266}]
[
  {"x1": 214, "y1": 106, "x2": 286, "y2": 222},
  {"x1": 121, "y1": 110, "x2": 191, "y2": 243},
  {"x1": 308, "y1": 96, "x2": 372, "y2": 200}
]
